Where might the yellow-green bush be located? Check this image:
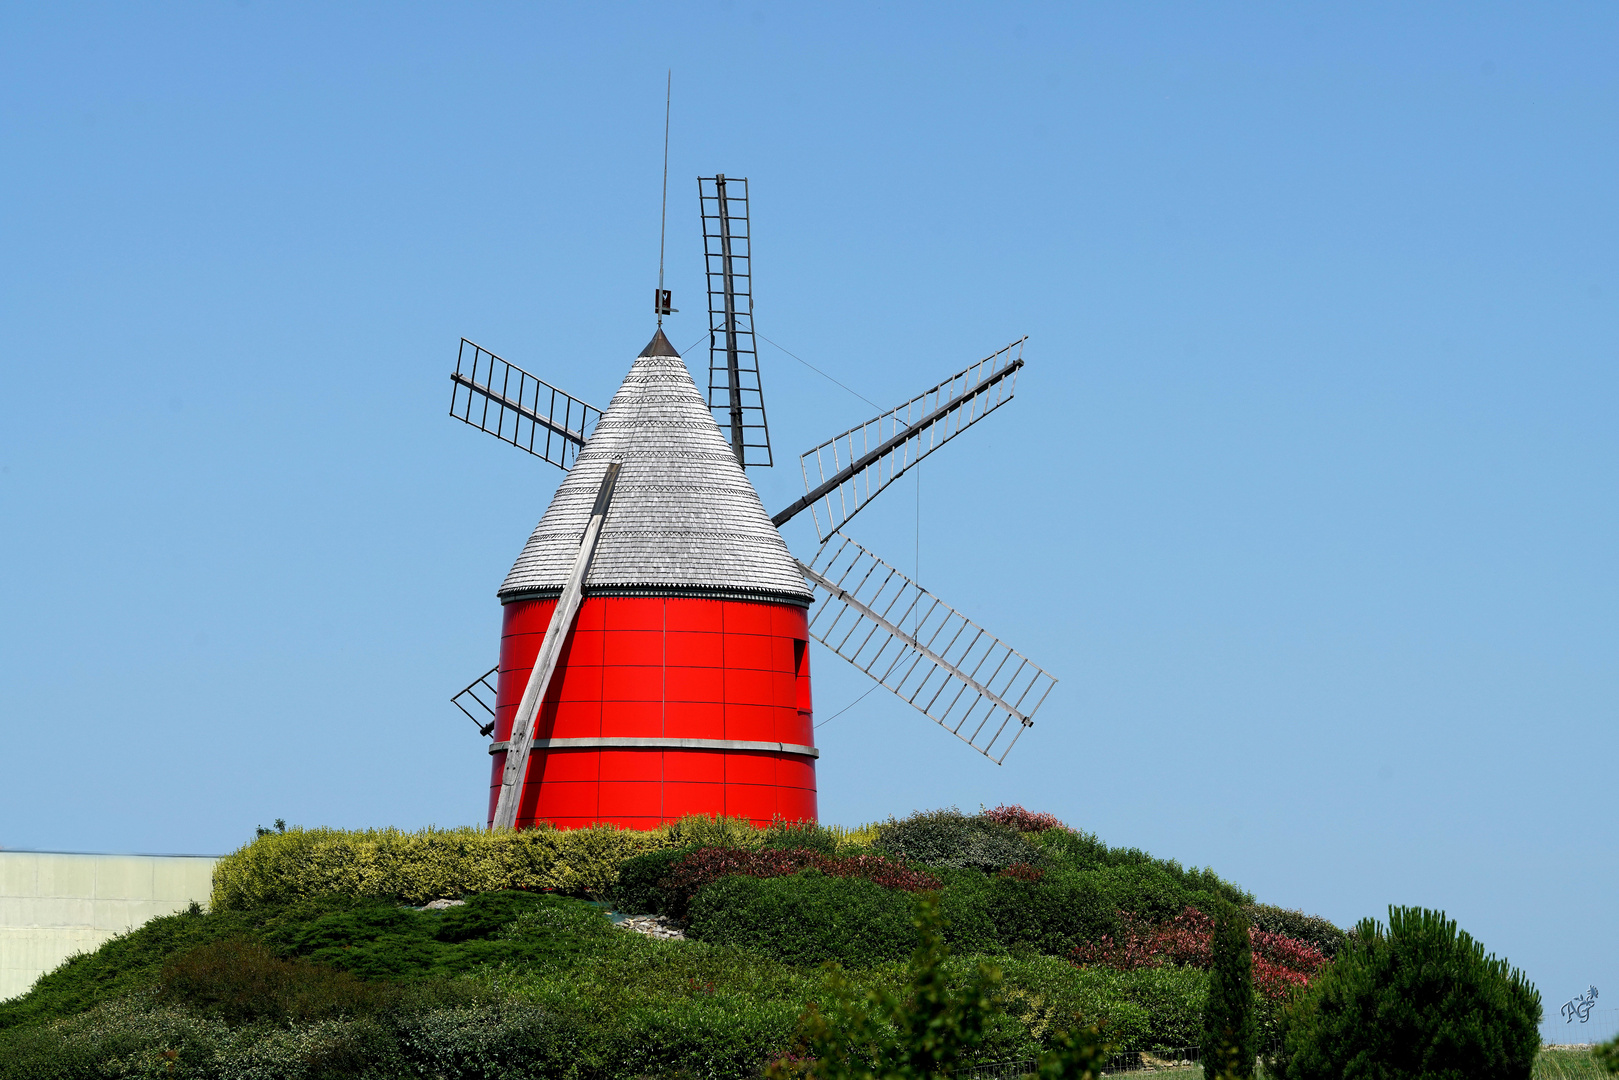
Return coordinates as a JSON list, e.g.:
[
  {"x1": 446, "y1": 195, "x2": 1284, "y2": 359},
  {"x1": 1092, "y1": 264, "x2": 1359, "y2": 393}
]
[{"x1": 211, "y1": 816, "x2": 779, "y2": 911}]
